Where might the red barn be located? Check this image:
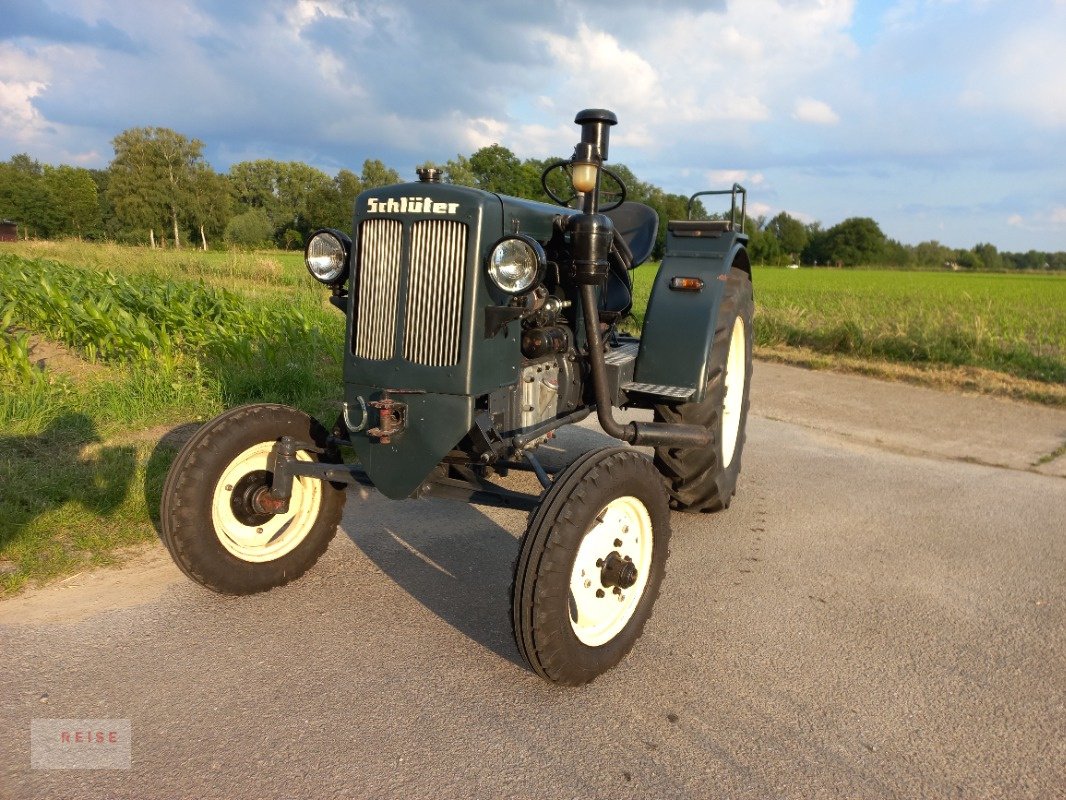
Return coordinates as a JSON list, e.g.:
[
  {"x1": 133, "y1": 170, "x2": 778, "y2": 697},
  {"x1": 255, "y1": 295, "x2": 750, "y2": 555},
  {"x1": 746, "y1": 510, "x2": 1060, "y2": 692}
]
[{"x1": 0, "y1": 220, "x2": 16, "y2": 242}]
